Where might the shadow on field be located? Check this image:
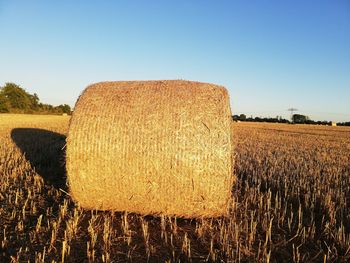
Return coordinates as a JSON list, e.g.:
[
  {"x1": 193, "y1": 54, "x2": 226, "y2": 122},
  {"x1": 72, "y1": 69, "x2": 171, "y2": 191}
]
[{"x1": 11, "y1": 128, "x2": 67, "y2": 190}]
